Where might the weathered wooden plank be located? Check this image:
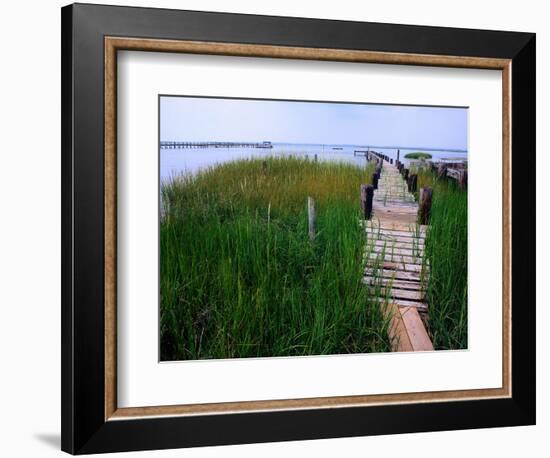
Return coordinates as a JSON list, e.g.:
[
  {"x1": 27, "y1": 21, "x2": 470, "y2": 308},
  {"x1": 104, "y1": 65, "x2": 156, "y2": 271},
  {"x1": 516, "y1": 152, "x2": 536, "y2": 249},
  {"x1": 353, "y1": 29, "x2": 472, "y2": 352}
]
[
  {"x1": 380, "y1": 261, "x2": 424, "y2": 273},
  {"x1": 362, "y1": 218, "x2": 426, "y2": 225},
  {"x1": 399, "y1": 307, "x2": 434, "y2": 351},
  {"x1": 371, "y1": 286, "x2": 424, "y2": 301},
  {"x1": 371, "y1": 210, "x2": 419, "y2": 220},
  {"x1": 366, "y1": 252, "x2": 423, "y2": 265},
  {"x1": 373, "y1": 201, "x2": 416, "y2": 207},
  {"x1": 383, "y1": 302, "x2": 414, "y2": 352},
  {"x1": 366, "y1": 227, "x2": 426, "y2": 238},
  {"x1": 366, "y1": 225, "x2": 426, "y2": 235},
  {"x1": 371, "y1": 224, "x2": 424, "y2": 234},
  {"x1": 368, "y1": 238, "x2": 425, "y2": 249},
  {"x1": 367, "y1": 236, "x2": 425, "y2": 247},
  {"x1": 369, "y1": 244, "x2": 421, "y2": 256},
  {"x1": 372, "y1": 201, "x2": 417, "y2": 208},
  {"x1": 374, "y1": 192, "x2": 414, "y2": 197},
  {"x1": 363, "y1": 276, "x2": 424, "y2": 291},
  {"x1": 370, "y1": 239, "x2": 425, "y2": 251},
  {"x1": 374, "y1": 296, "x2": 428, "y2": 311},
  {"x1": 366, "y1": 227, "x2": 425, "y2": 237},
  {"x1": 364, "y1": 268, "x2": 422, "y2": 282},
  {"x1": 366, "y1": 245, "x2": 423, "y2": 257},
  {"x1": 366, "y1": 224, "x2": 427, "y2": 236}
]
